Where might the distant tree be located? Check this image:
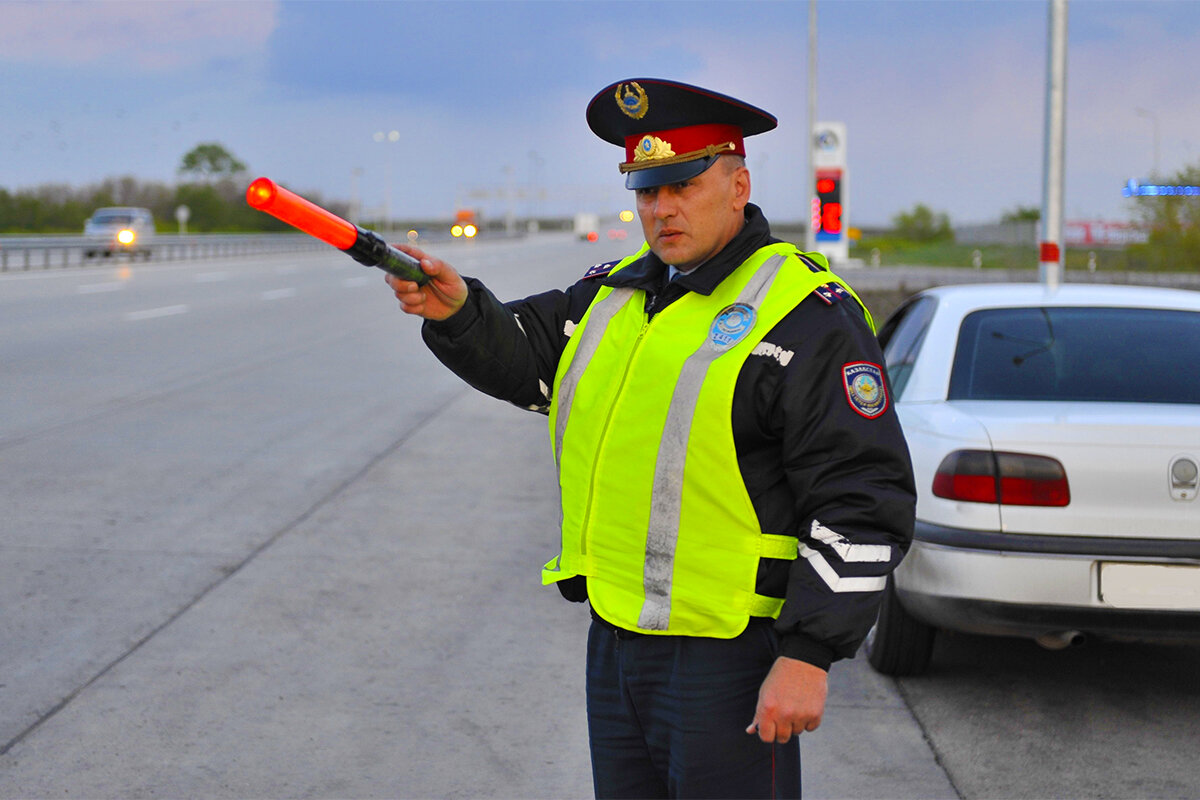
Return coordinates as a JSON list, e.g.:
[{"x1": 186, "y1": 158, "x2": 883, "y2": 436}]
[
  {"x1": 892, "y1": 203, "x2": 953, "y2": 242},
  {"x1": 178, "y1": 143, "x2": 248, "y2": 182},
  {"x1": 1001, "y1": 206, "x2": 1040, "y2": 224},
  {"x1": 1130, "y1": 160, "x2": 1200, "y2": 270},
  {"x1": 0, "y1": 161, "x2": 338, "y2": 233}
]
